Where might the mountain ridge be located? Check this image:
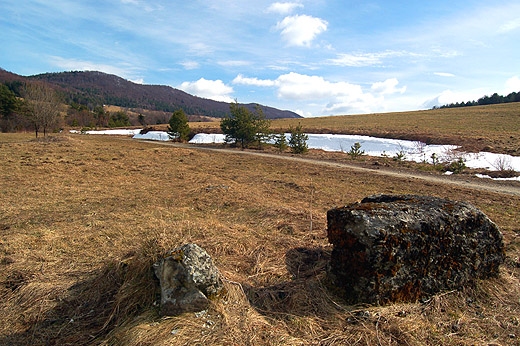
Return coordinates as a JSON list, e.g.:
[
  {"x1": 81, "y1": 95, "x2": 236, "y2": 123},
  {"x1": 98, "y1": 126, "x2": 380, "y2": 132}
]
[{"x1": 0, "y1": 69, "x2": 301, "y2": 119}]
